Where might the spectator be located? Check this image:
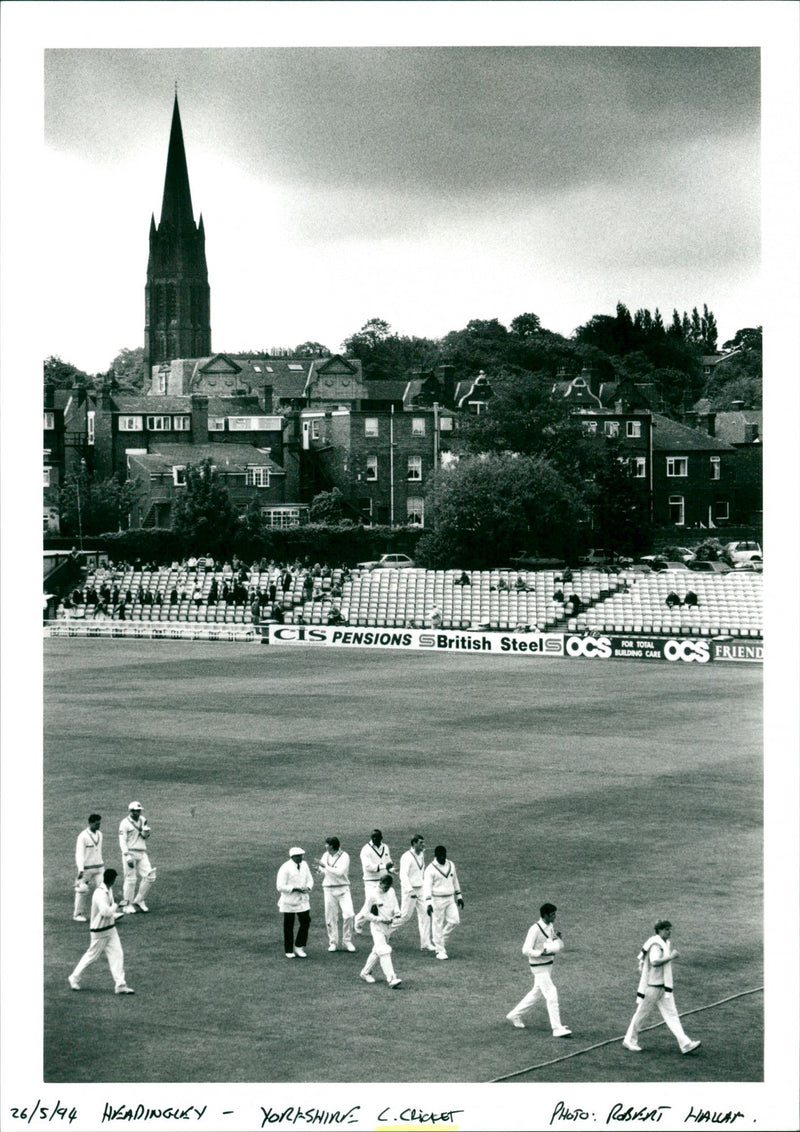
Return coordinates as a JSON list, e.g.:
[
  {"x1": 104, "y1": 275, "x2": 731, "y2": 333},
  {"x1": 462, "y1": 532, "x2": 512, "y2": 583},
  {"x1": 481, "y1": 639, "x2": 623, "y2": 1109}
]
[
  {"x1": 684, "y1": 591, "x2": 699, "y2": 607},
  {"x1": 561, "y1": 567, "x2": 573, "y2": 583},
  {"x1": 665, "y1": 592, "x2": 682, "y2": 608},
  {"x1": 282, "y1": 568, "x2": 293, "y2": 594},
  {"x1": 553, "y1": 590, "x2": 565, "y2": 603},
  {"x1": 169, "y1": 587, "x2": 178, "y2": 606},
  {"x1": 208, "y1": 578, "x2": 219, "y2": 604},
  {"x1": 455, "y1": 571, "x2": 471, "y2": 586},
  {"x1": 268, "y1": 580, "x2": 277, "y2": 604}
]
